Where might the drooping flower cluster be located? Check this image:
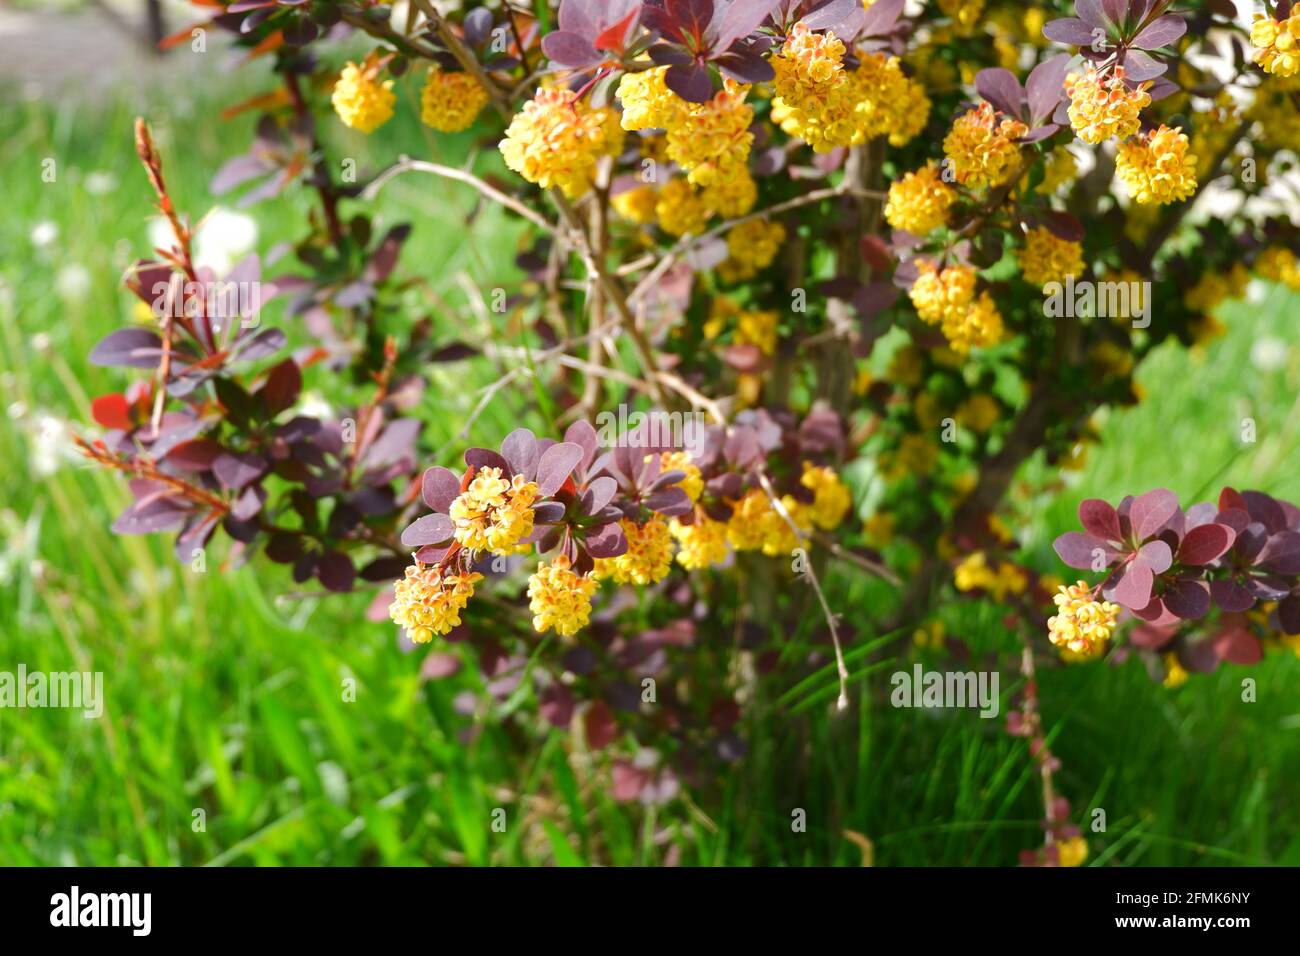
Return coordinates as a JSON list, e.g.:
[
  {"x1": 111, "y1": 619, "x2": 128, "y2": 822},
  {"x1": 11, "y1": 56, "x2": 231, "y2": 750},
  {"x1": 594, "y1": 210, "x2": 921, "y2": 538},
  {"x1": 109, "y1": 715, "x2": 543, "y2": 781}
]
[
  {"x1": 942, "y1": 102, "x2": 1027, "y2": 189},
  {"x1": 954, "y1": 551, "x2": 1029, "y2": 600},
  {"x1": 595, "y1": 517, "x2": 675, "y2": 585},
  {"x1": 801, "y1": 463, "x2": 853, "y2": 530},
  {"x1": 1115, "y1": 125, "x2": 1198, "y2": 206},
  {"x1": 885, "y1": 164, "x2": 955, "y2": 236},
  {"x1": 1018, "y1": 227, "x2": 1084, "y2": 286},
  {"x1": 670, "y1": 515, "x2": 730, "y2": 569},
  {"x1": 1047, "y1": 581, "x2": 1121, "y2": 656},
  {"x1": 388, "y1": 564, "x2": 482, "y2": 643},
  {"x1": 528, "y1": 554, "x2": 599, "y2": 638},
  {"x1": 499, "y1": 88, "x2": 624, "y2": 198},
  {"x1": 420, "y1": 66, "x2": 490, "y2": 132},
  {"x1": 332, "y1": 59, "x2": 395, "y2": 133},
  {"x1": 448, "y1": 467, "x2": 539, "y2": 553},
  {"x1": 1251, "y1": 12, "x2": 1300, "y2": 77},
  {"x1": 719, "y1": 219, "x2": 787, "y2": 282},
  {"x1": 1064, "y1": 66, "x2": 1150, "y2": 144}
]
